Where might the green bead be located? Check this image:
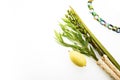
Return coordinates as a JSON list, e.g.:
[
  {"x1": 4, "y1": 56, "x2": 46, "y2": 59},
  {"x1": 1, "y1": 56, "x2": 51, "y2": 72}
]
[
  {"x1": 106, "y1": 23, "x2": 110, "y2": 27},
  {"x1": 96, "y1": 17, "x2": 101, "y2": 21},
  {"x1": 91, "y1": 12, "x2": 97, "y2": 16},
  {"x1": 108, "y1": 24, "x2": 113, "y2": 30},
  {"x1": 88, "y1": 4, "x2": 93, "y2": 10}
]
